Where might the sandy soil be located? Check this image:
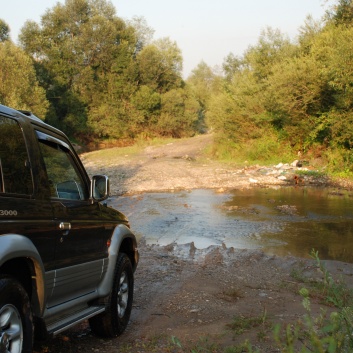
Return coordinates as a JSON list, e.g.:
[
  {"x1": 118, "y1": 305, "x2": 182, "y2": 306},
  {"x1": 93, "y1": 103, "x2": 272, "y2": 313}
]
[
  {"x1": 80, "y1": 134, "x2": 335, "y2": 196},
  {"x1": 33, "y1": 134, "x2": 353, "y2": 353}
]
